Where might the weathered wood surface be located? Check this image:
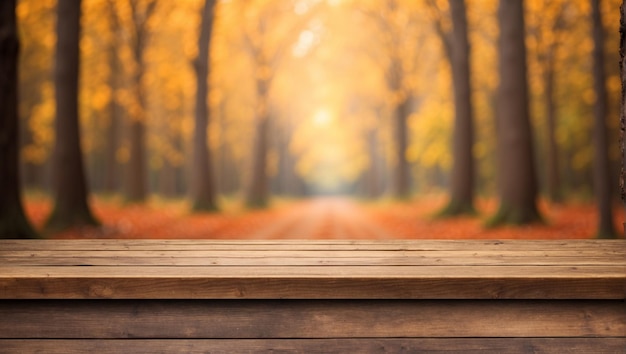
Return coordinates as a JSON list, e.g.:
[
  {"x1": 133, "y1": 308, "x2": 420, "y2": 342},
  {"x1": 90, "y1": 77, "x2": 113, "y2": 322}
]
[
  {"x1": 1, "y1": 300, "x2": 624, "y2": 338},
  {"x1": 0, "y1": 240, "x2": 624, "y2": 353},
  {"x1": 1, "y1": 338, "x2": 625, "y2": 354},
  {"x1": 1, "y1": 239, "x2": 623, "y2": 250},
  {"x1": 1, "y1": 240, "x2": 624, "y2": 299}
]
